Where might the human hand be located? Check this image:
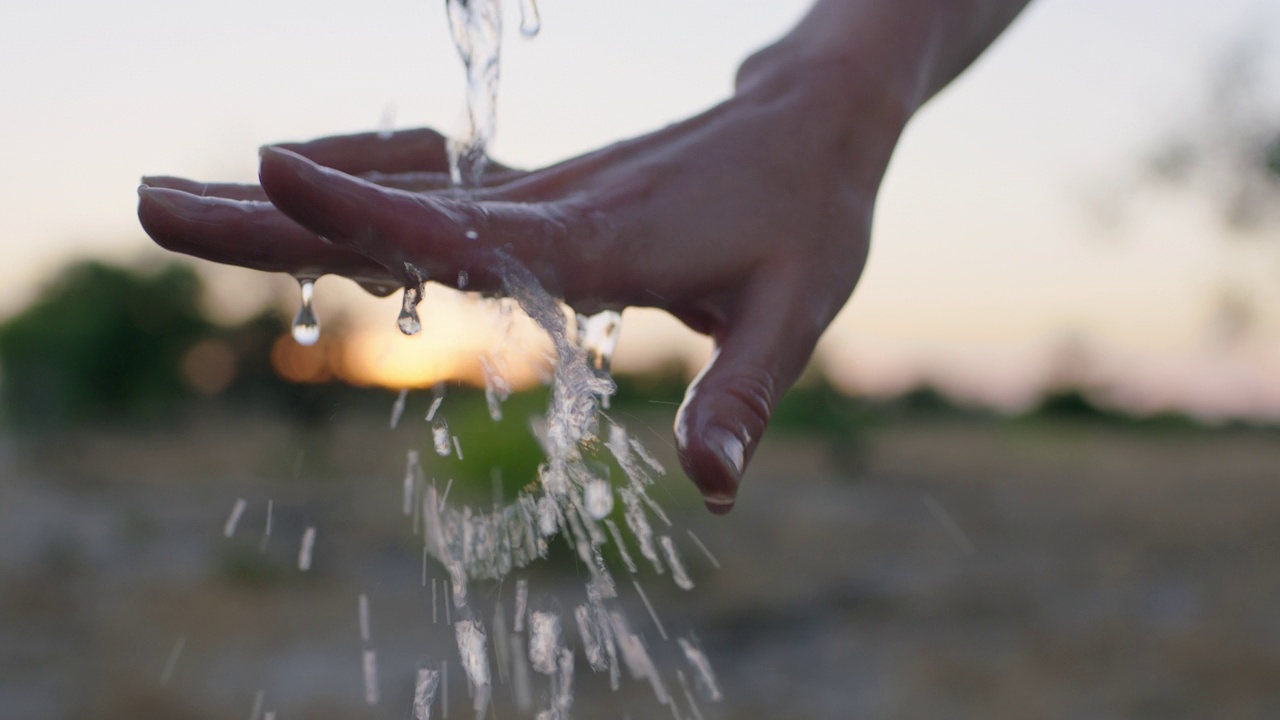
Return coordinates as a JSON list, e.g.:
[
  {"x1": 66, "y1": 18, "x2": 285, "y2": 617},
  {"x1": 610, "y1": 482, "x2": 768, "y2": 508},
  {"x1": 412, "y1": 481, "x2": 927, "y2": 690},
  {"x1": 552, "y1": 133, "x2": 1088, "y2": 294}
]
[{"x1": 138, "y1": 53, "x2": 911, "y2": 514}]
